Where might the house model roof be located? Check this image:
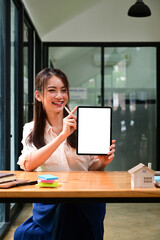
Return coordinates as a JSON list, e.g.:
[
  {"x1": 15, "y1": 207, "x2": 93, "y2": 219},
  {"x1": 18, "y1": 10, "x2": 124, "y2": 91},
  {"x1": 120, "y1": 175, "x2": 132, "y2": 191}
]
[{"x1": 128, "y1": 163, "x2": 154, "y2": 174}]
